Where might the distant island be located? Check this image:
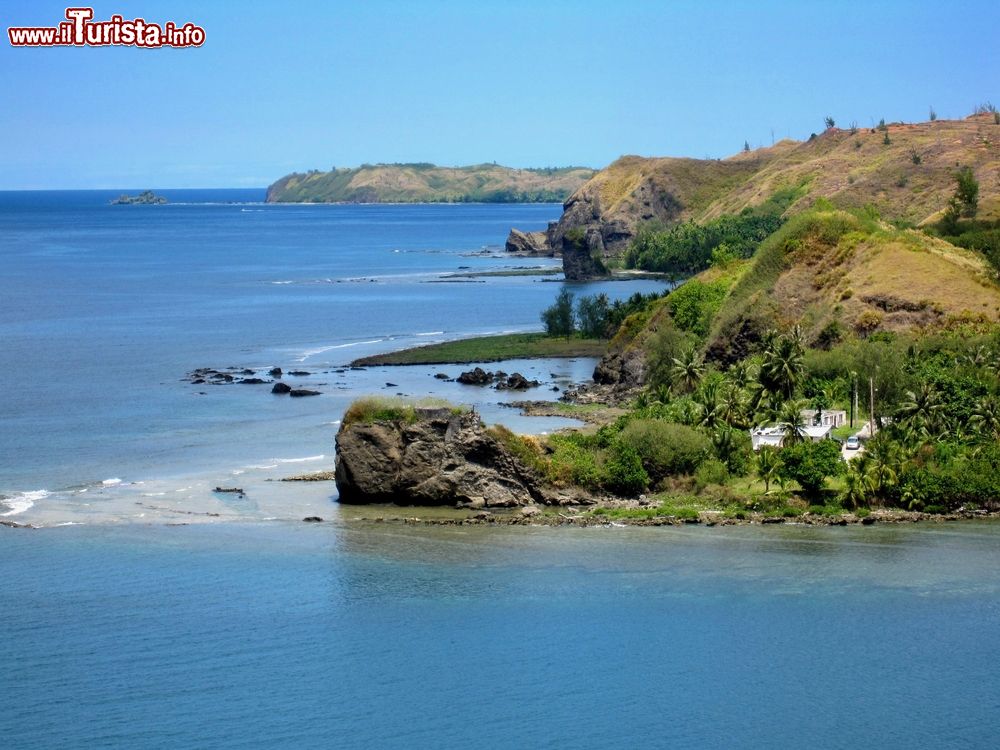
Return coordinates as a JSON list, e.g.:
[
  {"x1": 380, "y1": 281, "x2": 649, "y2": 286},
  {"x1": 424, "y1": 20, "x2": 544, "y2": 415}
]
[
  {"x1": 111, "y1": 190, "x2": 167, "y2": 205},
  {"x1": 265, "y1": 163, "x2": 596, "y2": 204}
]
